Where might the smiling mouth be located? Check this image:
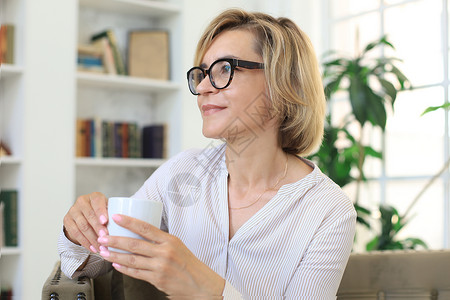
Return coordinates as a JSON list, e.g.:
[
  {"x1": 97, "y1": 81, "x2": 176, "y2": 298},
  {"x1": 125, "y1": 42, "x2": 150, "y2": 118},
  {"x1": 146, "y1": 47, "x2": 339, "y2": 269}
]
[{"x1": 202, "y1": 104, "x2": 226, "y2": 116}]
